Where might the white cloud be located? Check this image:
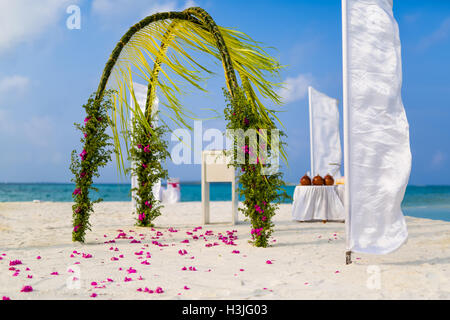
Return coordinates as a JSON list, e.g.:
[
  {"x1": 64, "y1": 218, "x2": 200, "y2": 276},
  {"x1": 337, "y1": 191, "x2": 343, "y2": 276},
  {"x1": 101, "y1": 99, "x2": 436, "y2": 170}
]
[
  {"x1": 418, "y1": 17, "x2": 450, "y2": 51},
  {"x1": 0, "y1": 75, "x2": 30, "y2": 93},
  {"x1": 23, "y1": 116, "x2": 54, "y2": 148},
  {"x1": 0, "y1": 0, "x2": 75, "y2": 53},
  {"x1": 278, "y1": 73, "x2": 314, "y2": 104}
]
